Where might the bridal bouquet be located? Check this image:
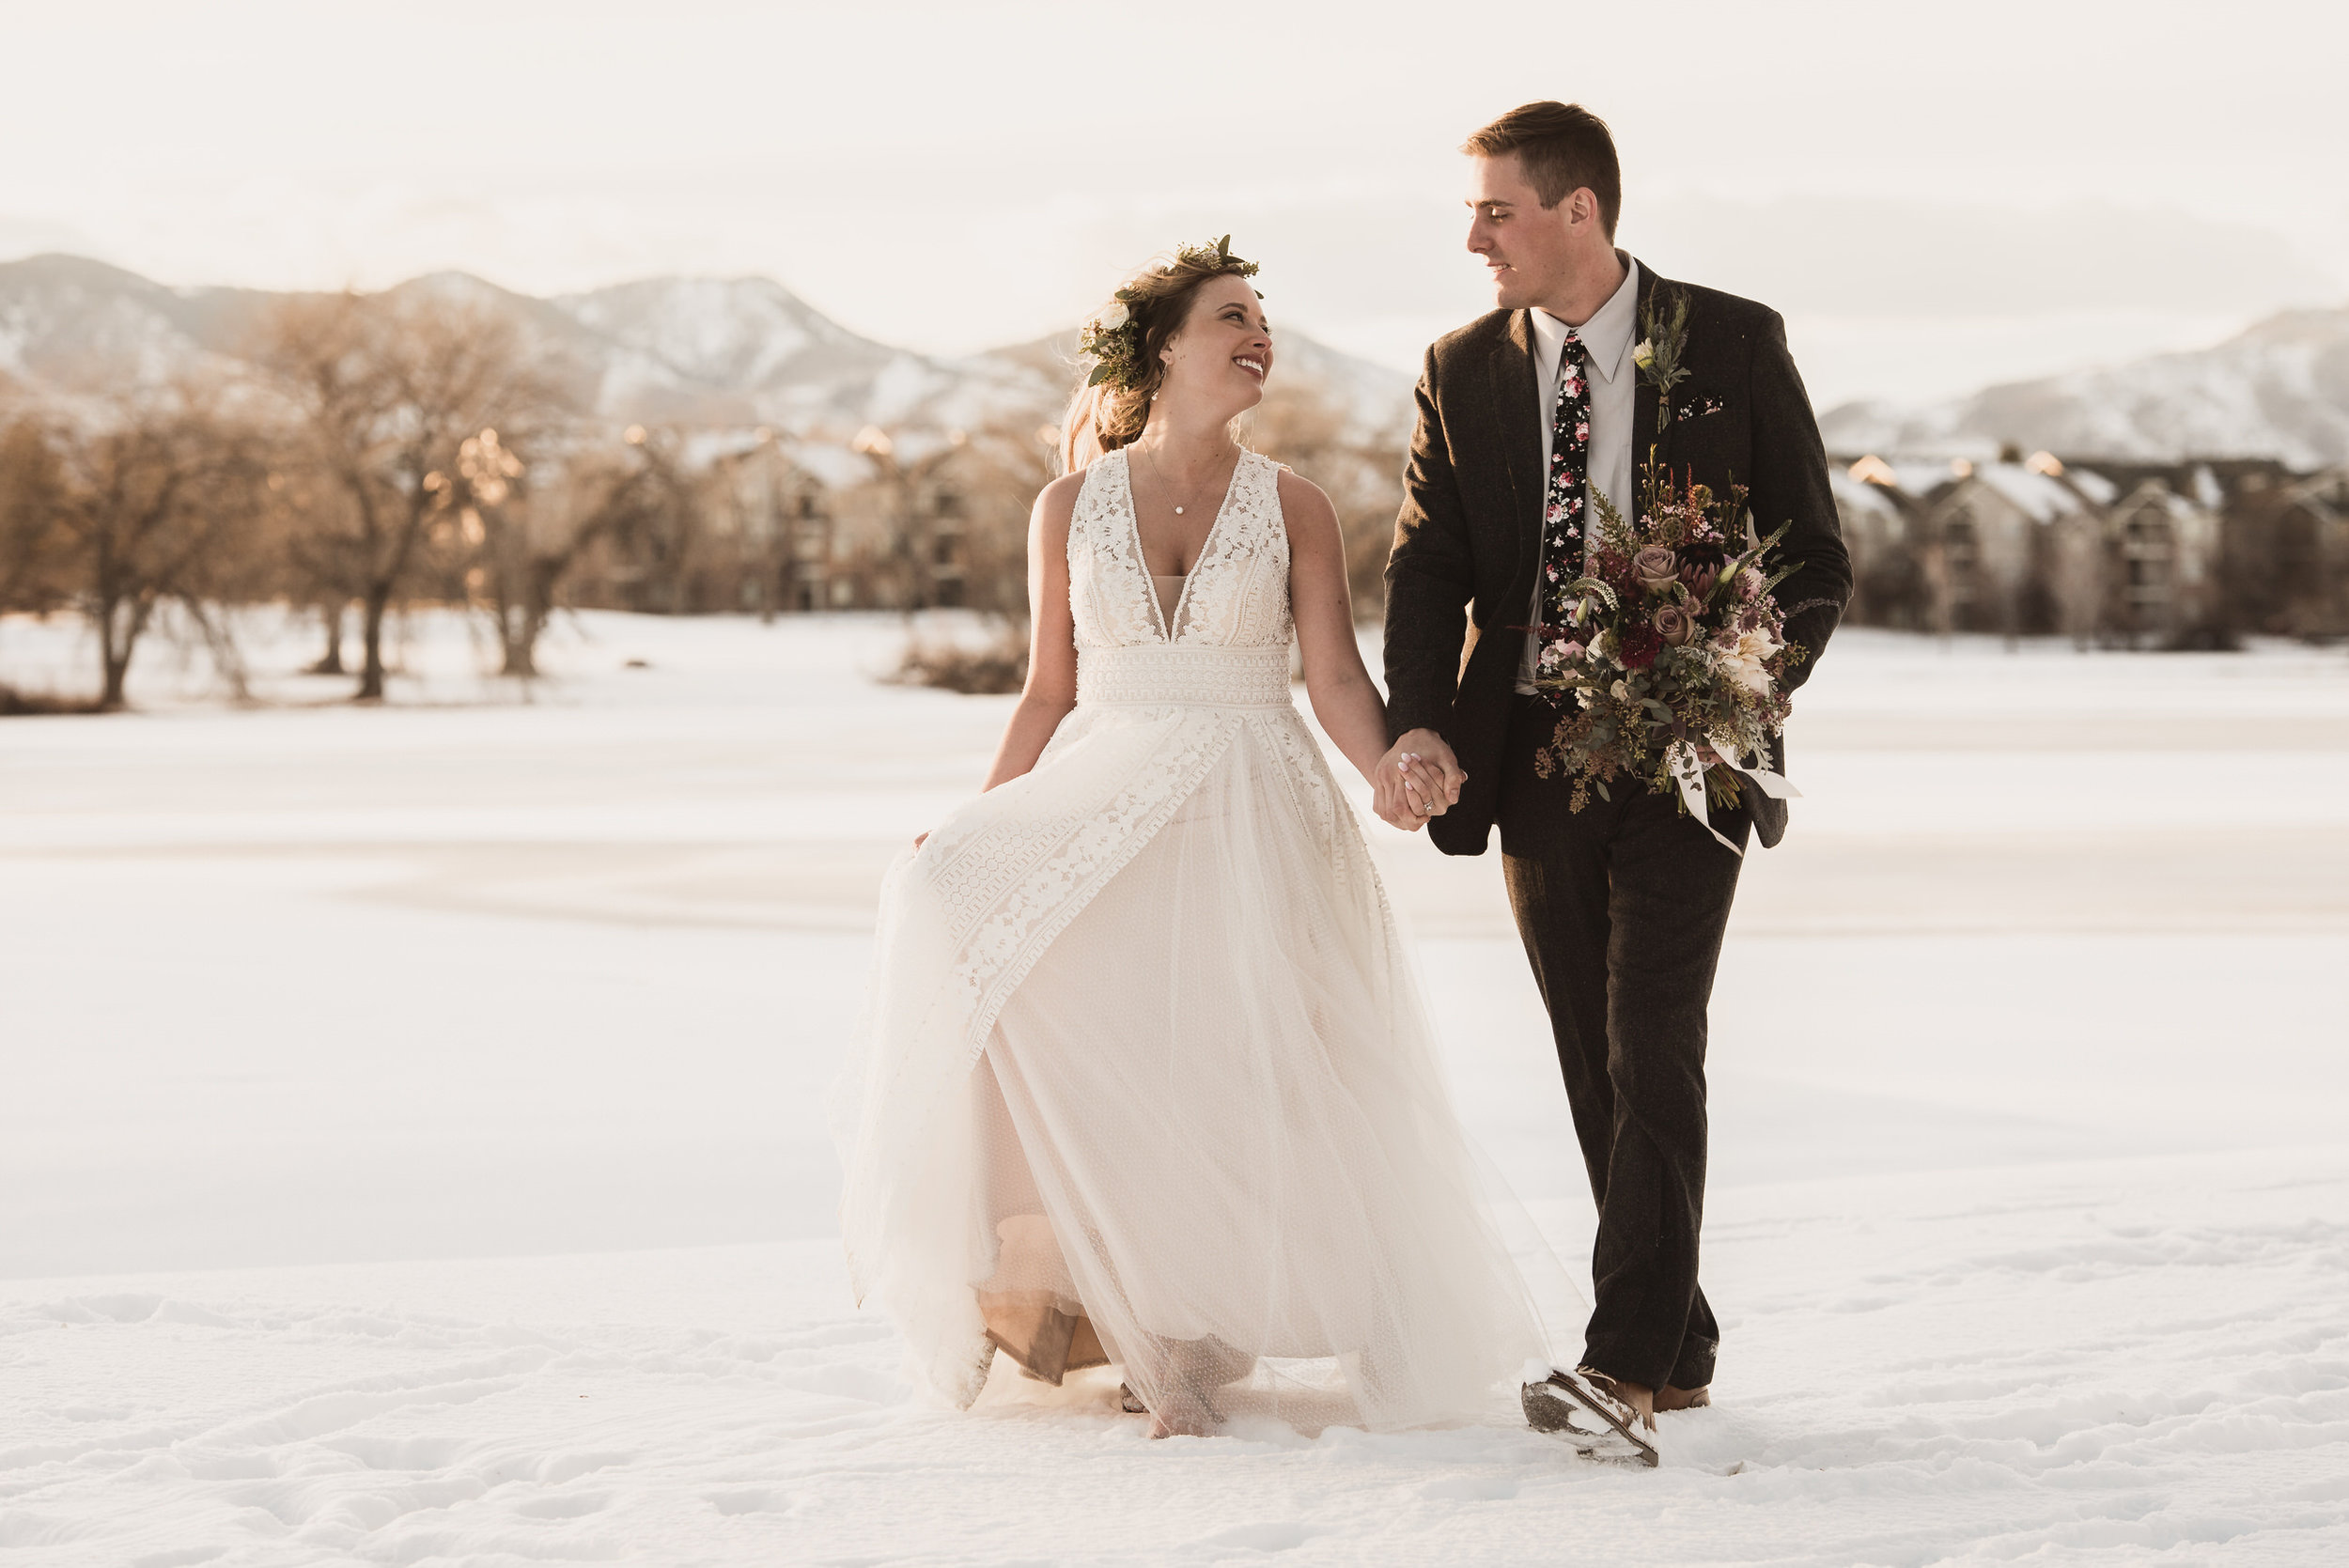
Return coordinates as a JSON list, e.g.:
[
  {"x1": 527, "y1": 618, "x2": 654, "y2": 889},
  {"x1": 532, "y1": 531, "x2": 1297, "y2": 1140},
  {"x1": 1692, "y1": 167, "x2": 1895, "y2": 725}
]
[{"x1": 1529, "y1": 461, "x2": 1807, "y2": 848}]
